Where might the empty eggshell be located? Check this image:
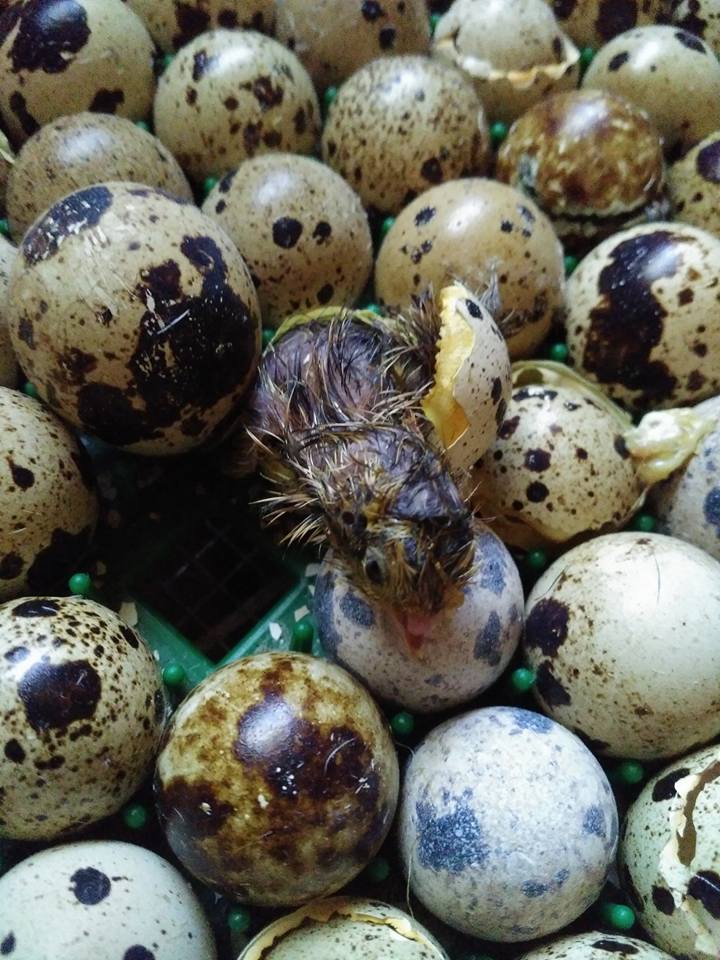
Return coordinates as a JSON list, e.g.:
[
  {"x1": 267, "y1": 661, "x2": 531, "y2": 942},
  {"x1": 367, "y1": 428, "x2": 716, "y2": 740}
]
[
  {"x1": 128, "y1": 0, "x2": 278, "y2": 51},
  {"x1": 0, "y1": 234, "x2": 17, "y2": 387},
  {"x1": 546, "y1": 0, "x2": 671, "y2": 48},
  {"x1": 669, "y1": 130, "x2": 720, "y2": 237},
  {"x1": 518, "y1": 931, "x2": 675, "y2": 960}
]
